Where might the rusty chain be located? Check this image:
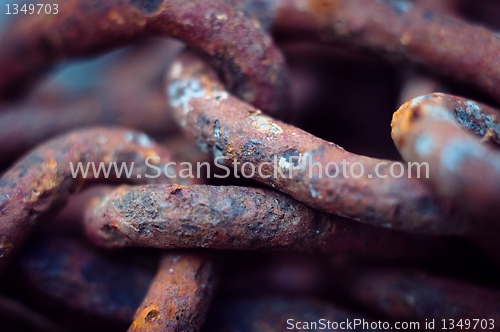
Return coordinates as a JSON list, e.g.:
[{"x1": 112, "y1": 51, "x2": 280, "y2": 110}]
[
  {"x1": 83, "y1": 184, "x2": 454, "y2": 260},
  {"x1": 1, "y1": 0, "x2": 500, "y2": 331}
]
